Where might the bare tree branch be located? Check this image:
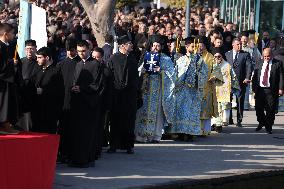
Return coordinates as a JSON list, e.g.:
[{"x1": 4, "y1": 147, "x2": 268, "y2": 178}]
[{"x1": 79, "y1": 0, "x2": 116, "y2": 47}]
